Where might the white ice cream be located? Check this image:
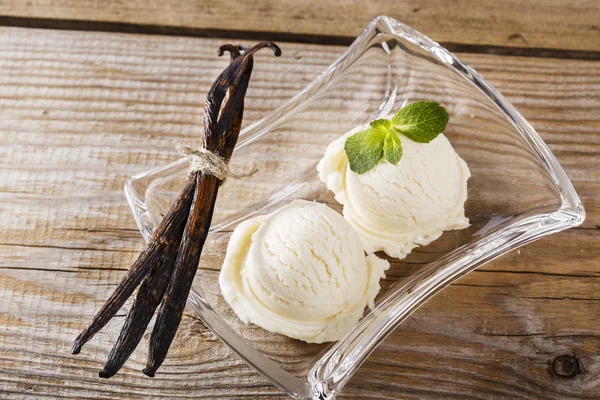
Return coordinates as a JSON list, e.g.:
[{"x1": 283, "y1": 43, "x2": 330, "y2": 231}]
[
  {"x1": 219, "y1": 200, "x2": 389, "y2": 343},
  {"x1": 317, "y1": 121, "x2": 470, "y2": 259}
]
